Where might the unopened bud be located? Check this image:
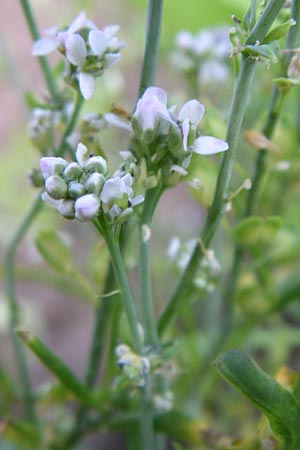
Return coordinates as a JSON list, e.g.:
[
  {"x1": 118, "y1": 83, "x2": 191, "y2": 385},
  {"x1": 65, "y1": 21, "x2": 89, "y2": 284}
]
[
  {"x1": 45, "y1": 175, "x2": 68, "y2": 199},
  {"x1": 74, "y1": 194, "x2": 100, "y2": 221},
  {"x1": 63, "y1": 162, "x2": 83, "y2": 182},
  {"x1": 68, "y1": 182, "x2": 86, "y2": 199},
  {"x1": 84, "y1": 156, "x2": 107, "y2": 174},
  {"x1": 40, "y1": 157, "x2": 68, "y2": 179},
  {"x1": 56, "y1": 199, "x2": 75, "y2": 219},
  {"x1": 85, "y1": 172, "x2": 105, "y2": 194}
]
